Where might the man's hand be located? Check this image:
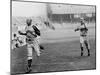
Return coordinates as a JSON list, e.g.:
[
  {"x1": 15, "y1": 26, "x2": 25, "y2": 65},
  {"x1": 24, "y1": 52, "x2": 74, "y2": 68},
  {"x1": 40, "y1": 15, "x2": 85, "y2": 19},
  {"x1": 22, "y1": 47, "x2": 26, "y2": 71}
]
[
  {"x1": 85, "y1": 28, "x2": 88, "y2": 31},
  {"x1": 74, "y1": 28, "x2": 79, "y2": 32},
  {"x1": 74, "y1": 29, "x2": 77, "y2": 32},
  {"x1": 74, "y1": 29, "x2": 76, "y2": 32},
  {"x1": 18, "y1": 31, "x2": 21, "y2": 34}
]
